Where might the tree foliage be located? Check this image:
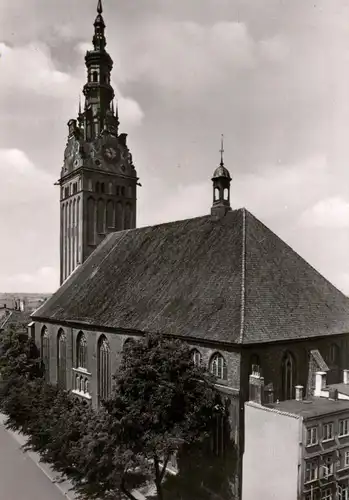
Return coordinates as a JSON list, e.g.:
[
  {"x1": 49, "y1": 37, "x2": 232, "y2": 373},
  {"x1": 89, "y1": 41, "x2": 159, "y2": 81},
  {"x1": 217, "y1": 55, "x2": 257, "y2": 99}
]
[{"x1": 0, "y1": 327, "x2": 230, "y2": 500}]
